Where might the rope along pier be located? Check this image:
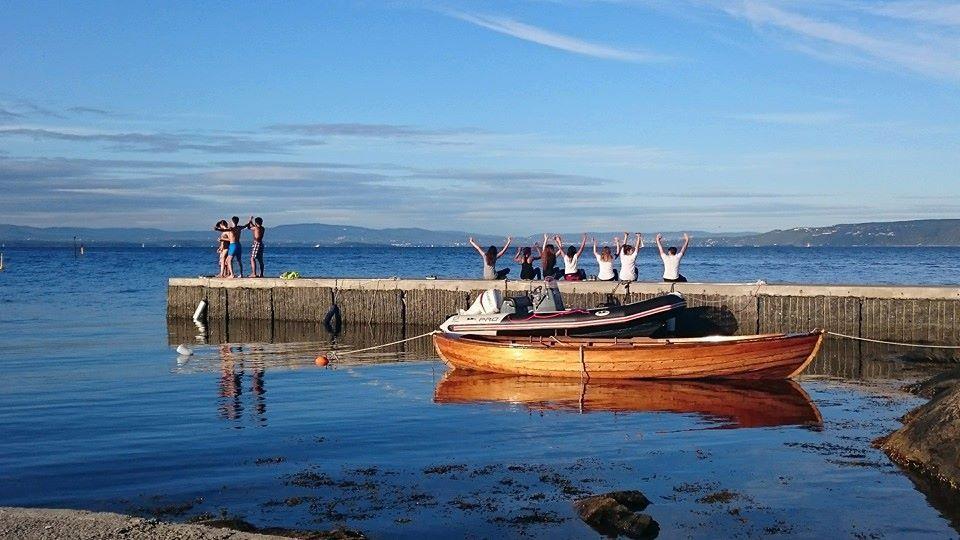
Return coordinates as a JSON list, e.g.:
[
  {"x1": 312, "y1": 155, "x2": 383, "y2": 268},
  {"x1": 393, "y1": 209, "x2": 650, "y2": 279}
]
[
  {"x1": 826, "y1": 331, "x2": 960, "y2": 350},
  {"x1": 325, "y1": 329, "x2": 960, "y2": 358}
]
